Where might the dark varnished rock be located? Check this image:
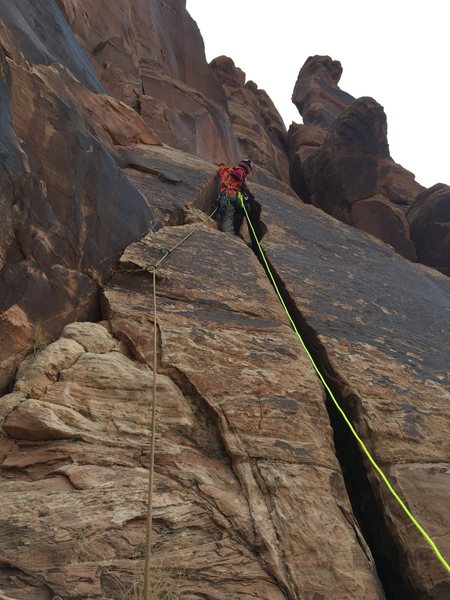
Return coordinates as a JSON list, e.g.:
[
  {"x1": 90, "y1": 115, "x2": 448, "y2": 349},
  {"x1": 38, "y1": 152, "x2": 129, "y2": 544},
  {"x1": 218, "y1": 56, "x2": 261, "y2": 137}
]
[
  {"x1": 289, "y1": 56, "x2": 426, "y2": 266},
  {"x1": 0, "y1": 24, "x2": 153, "y2": 390},
  {"x1": 408, "y1": 184, "x2": 450, "y2": 275},
  {"x1": 0, "y1": 0, "x2": 103, "y2": 92},
  {"x1": 255, "y1": 184, "x2": 450, "y2": 595}
]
